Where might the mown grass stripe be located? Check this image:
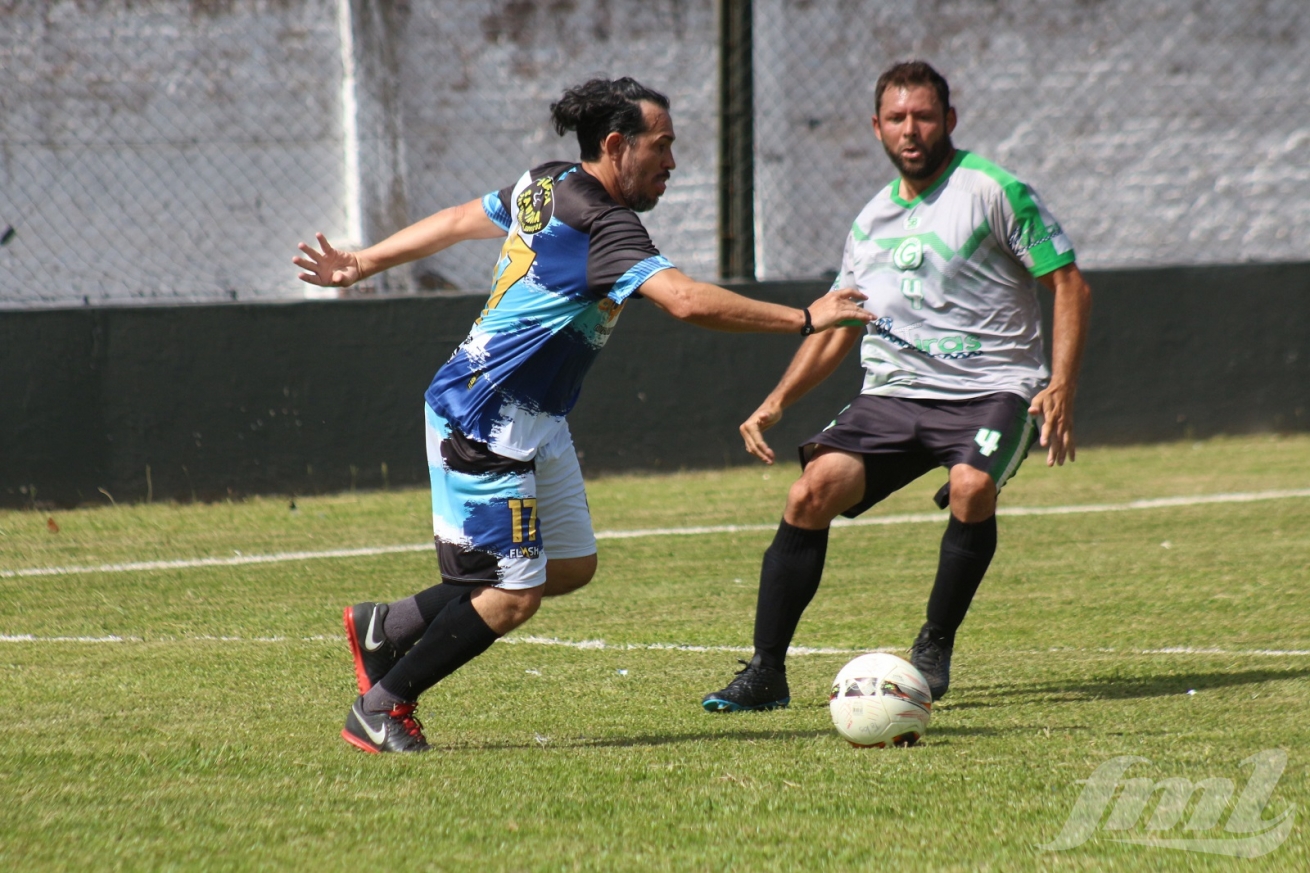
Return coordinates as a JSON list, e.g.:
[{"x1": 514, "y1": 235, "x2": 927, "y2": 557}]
[
  {"x1": 2, "y1": 633, "x2": 1309, "y2": 658},
  {"x1": 4, "y1": 488, "x2": 1309, "y2": 579}
]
